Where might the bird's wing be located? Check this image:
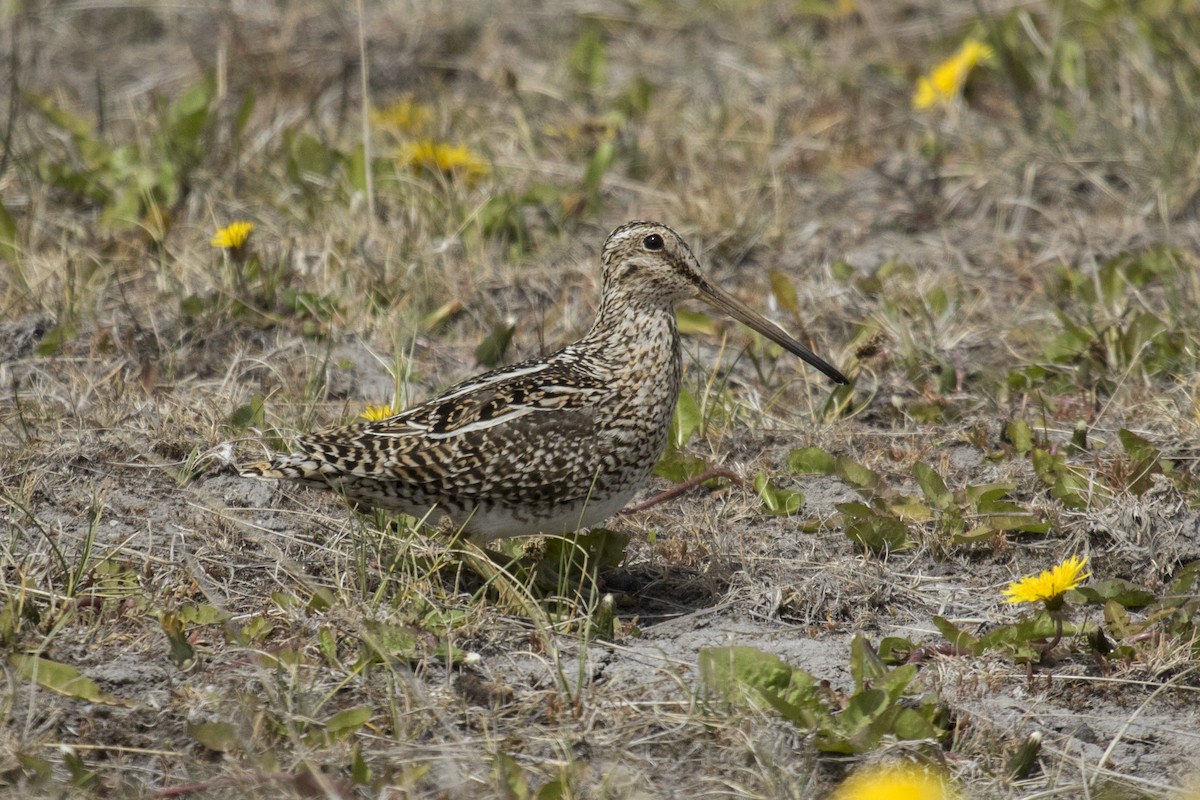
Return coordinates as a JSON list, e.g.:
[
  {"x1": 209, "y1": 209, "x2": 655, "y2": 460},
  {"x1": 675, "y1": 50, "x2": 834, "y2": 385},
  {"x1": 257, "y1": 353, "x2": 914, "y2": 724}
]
[{"x1": 261, "y1": 353, "x2": 613, "y2": 505}]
